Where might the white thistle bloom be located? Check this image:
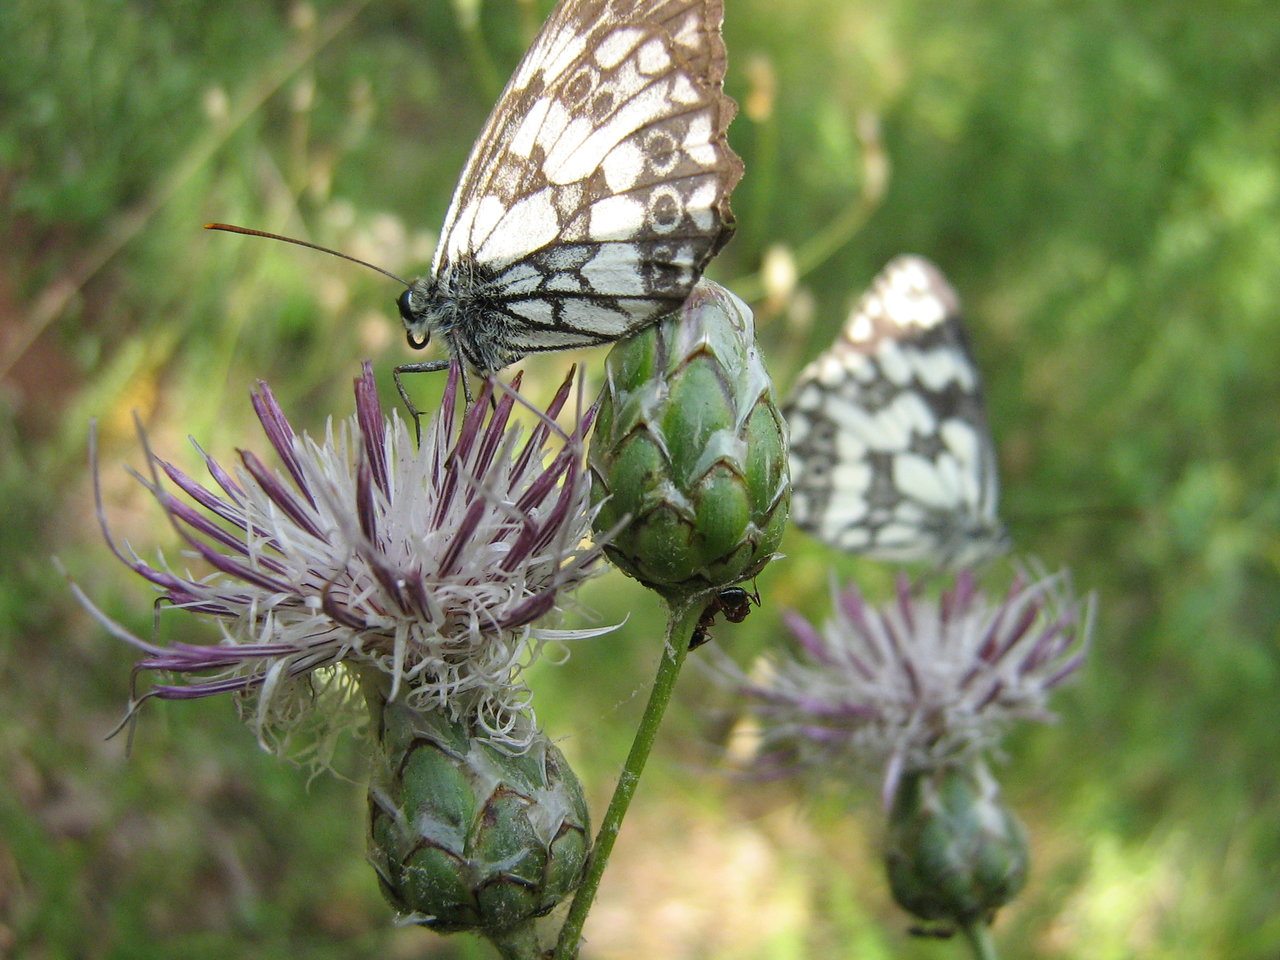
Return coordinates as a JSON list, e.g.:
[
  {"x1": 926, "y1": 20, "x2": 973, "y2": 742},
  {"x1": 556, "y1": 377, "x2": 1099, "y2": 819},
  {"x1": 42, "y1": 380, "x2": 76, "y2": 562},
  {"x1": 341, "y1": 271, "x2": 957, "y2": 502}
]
[
  {"x1": 76, "y1": 362, "x2": 610, "y2": 755},
  {"x1": 726, "y1": 570, "x2": 1093, "y2": 807}
]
